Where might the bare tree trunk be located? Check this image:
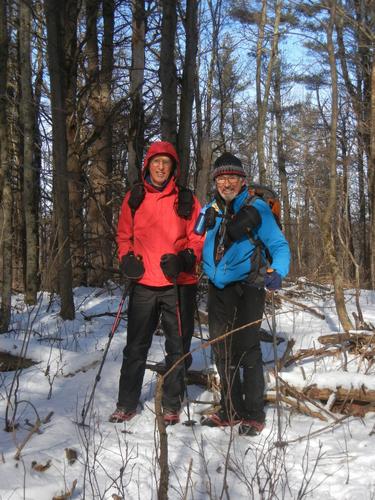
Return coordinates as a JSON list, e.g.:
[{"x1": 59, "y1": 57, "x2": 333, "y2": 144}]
[
  {"x1": 322, "y1": 1, "x2": 352, "y2": 331},
  {"x1": 20, "y1": 0, "x2": 39, "y2": 304},
  {"x1": 127, "y1": 0, "x2": 145, "y2": 187},
  {"x1": 159, "y1": 0, "x2": 177, "y2": 145},
  {"x1": 339, "y1": 110, "x2": 356, "y2": 282},
  {"x1": 65, "y1": 0, "x2": 85, "y2": 286},
  {"x1": 85, "y1": 0, "x2": 114, "y2": 286},
  {"x1": 273, "y1": 53, "x2": 292, "y2": 249},
  {"x1": 0, "y1": 0, "x2": 12, "y2": 333},
  {"x1": 370, "y1": 57, "x2": 375, "y2": 289},
  {"x1": 336, "y1": 9, "x2": 369, "y2": 283},
  {"x1": 256, "y1": 0, "x2": 281, "y2": 184},
  {"x1": 85, "y1": 0, "x2": 101, "y2": 284},
  {"x1": 45, "y1": 0, "x2": 75, "y2": 320},
  {"x1": 195, "y1": 0, "x2": 222, "y2": 204},
  {"x1": 255, "y1": 0, "x2": 267, "y2": 183},
  {"x1": 177, "y1": 0, "x2": 198, "y2": 187}
]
